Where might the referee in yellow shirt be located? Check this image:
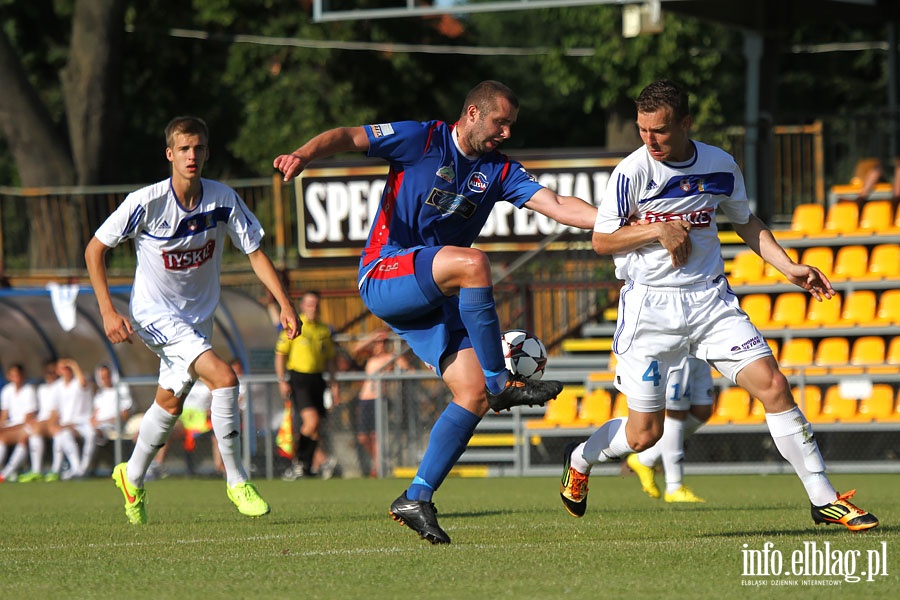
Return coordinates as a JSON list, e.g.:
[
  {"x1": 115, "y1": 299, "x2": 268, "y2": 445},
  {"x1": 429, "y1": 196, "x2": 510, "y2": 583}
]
[{"x1": 275, "y1": 290, "x2": 337, "y2": 478}]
